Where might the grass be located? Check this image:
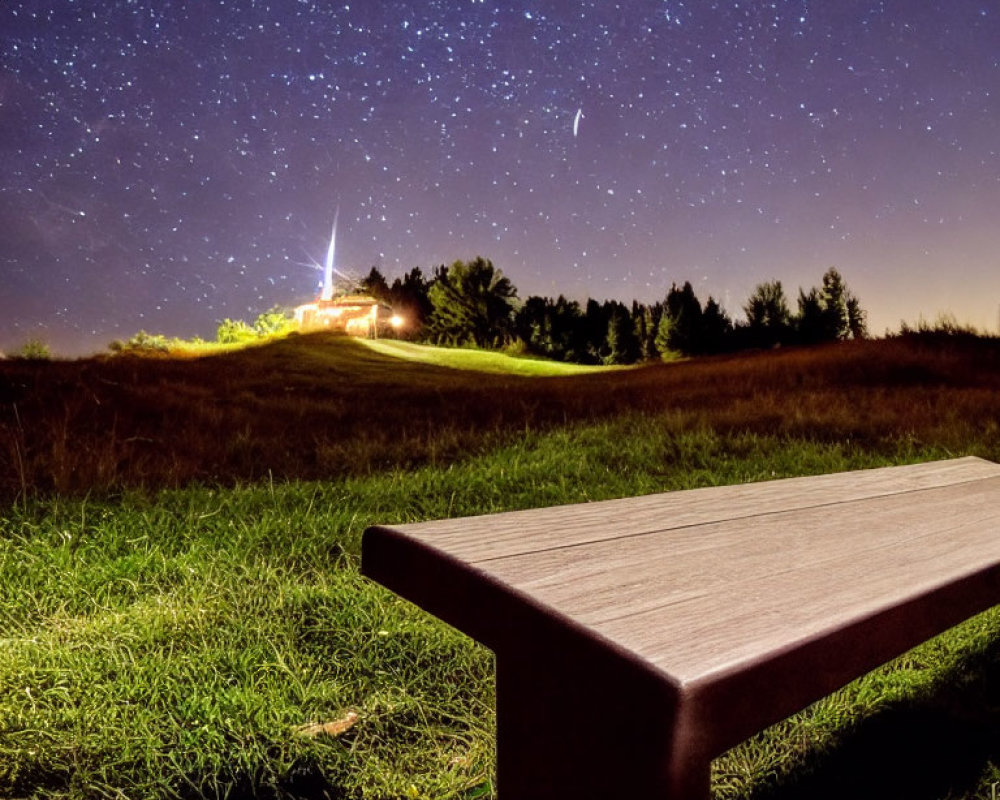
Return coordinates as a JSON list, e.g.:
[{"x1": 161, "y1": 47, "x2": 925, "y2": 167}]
[
  {"x1": 1, "y1": 421, "x2": 980, "y2": 799},
  {"x1": 3, "y1": 332, "x2": 1000, "y2": 797},
  {"x1": 358, "y1": 339, "x2": 612, "y2": 376},
  {"x1": 3, "y1": 331, "x2": 1000, "y2": 501}
]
